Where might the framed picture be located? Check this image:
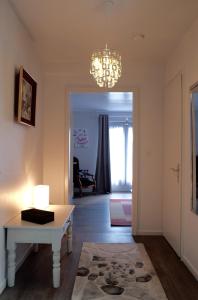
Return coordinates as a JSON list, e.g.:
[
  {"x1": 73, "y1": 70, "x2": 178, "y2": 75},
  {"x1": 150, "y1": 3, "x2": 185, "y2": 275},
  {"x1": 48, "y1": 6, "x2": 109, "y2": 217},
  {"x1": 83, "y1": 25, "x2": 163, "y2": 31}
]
[
  {"x1": 73, "y1": 128, "x2": 89, "y2": 148},
  {"x1": 15, "y1": 66, "x2": 37, "y2": 126}
]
